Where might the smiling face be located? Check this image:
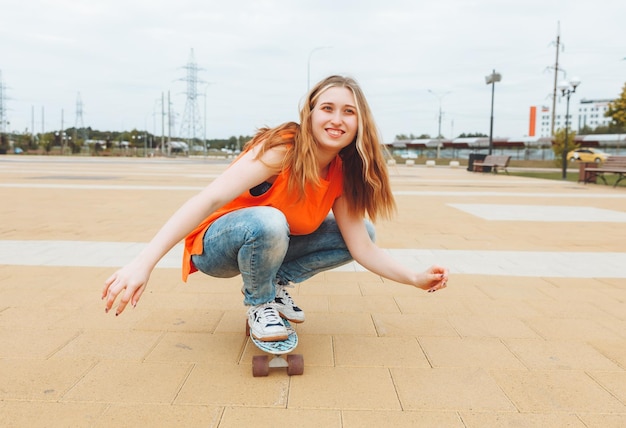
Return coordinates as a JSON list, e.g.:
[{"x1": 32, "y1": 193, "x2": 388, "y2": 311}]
[{"x1": 310, "y1": 86, "x2": 358, "y2": 154}]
